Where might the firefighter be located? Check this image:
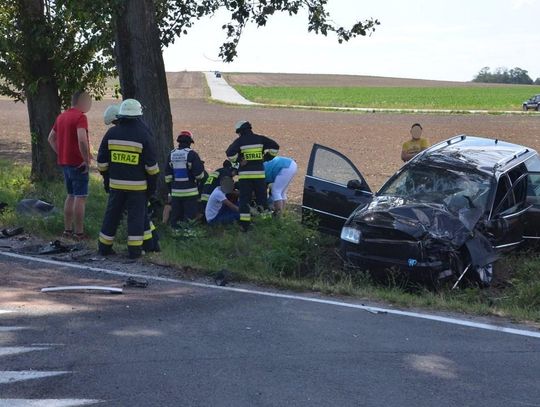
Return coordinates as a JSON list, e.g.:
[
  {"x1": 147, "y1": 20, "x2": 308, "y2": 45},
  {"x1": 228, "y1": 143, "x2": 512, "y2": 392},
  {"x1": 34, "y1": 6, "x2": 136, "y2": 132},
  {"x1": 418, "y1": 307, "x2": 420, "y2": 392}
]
[
  {"x1": 96, "y1": 99, "x2": 160, "y2": 259},
  {"x1": 225, "y1": 120, "x2": 279, "y2": 230},
  {"x1": 102, "y1": 103, "x2": 160, "y2": 253},
  {"x1": 165, "y1": 131, "x2": 205, "y2": 227},
  {"x1": 200, "y1": 160, "x2": 239, "y2": 215}
]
